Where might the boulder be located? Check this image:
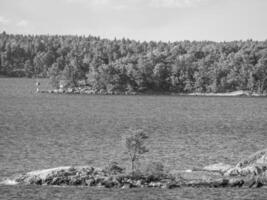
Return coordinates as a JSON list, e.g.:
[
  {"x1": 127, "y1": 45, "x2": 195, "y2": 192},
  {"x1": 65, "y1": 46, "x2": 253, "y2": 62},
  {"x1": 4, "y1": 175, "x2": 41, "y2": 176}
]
[
  {"x1": 121, "y1": 183, "x2": 131, "y2": 189},
  {"x1": 178, "y1": 171, "x2": 222, "y2": 181},
  {"x1": 227, "y1": 175, "x2": 265, "y2": 188},
  {"x1": 85, "y1": 178, "x2": 95, "y2": 186},
  {"x1": 66, "y1": 88, "x2": 74, "y2": 93},
  {"x1": 15, "y1": 166, "x2": 71, "y2": 184},
  {"x1": 174, "y1": 171, "x2": 225, "y2": 187},
  {"x1": 203, "y1": 163, "x2": 233, "y2": 174},
  {"x1": 148, "y1": 182, "x2": 162, "y2": 187},
  {"x1": 69, "y1": 175, "x2": 83, "y2": 185},
  {"x1": 237, "y1": 149, "x2": 267, "y2": 168},
  {"x1": 99, "y1": 89, "x2": 107, "y2": 95},
  {"x1": 169, "y1": 169, "x2": 234, "y2": 187},
  {"x1": 225, "y1": 149, "x2": 267, "y2": 176},
  {"x1": 14, "y1": 166, "x2": 97, "y2": 185}
]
